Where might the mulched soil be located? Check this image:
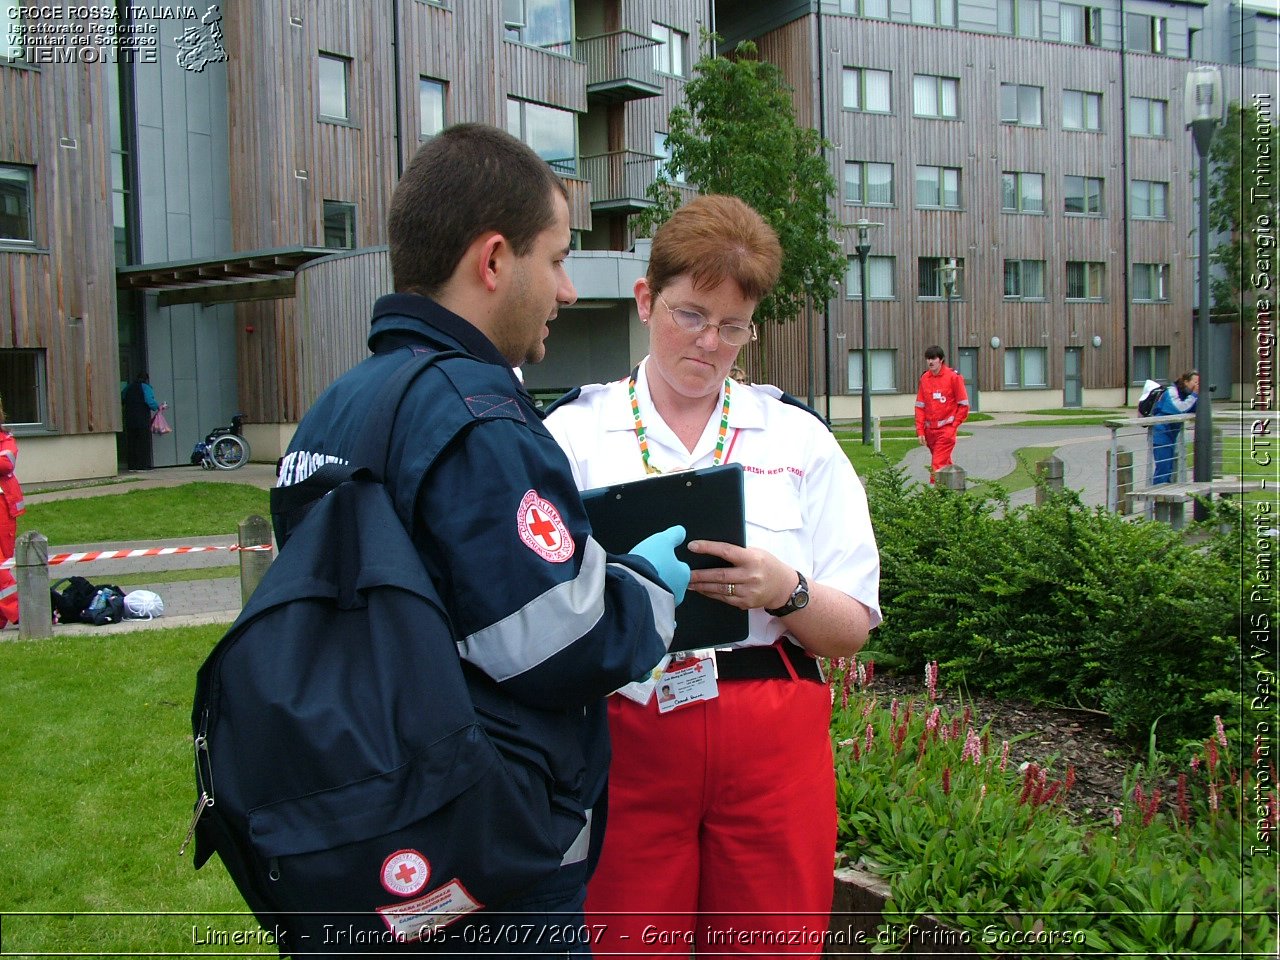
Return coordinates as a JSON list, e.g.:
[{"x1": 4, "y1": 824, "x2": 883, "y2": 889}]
[{"x1": 864, "y1": 674, "x2": 1142, "y2": 820}]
